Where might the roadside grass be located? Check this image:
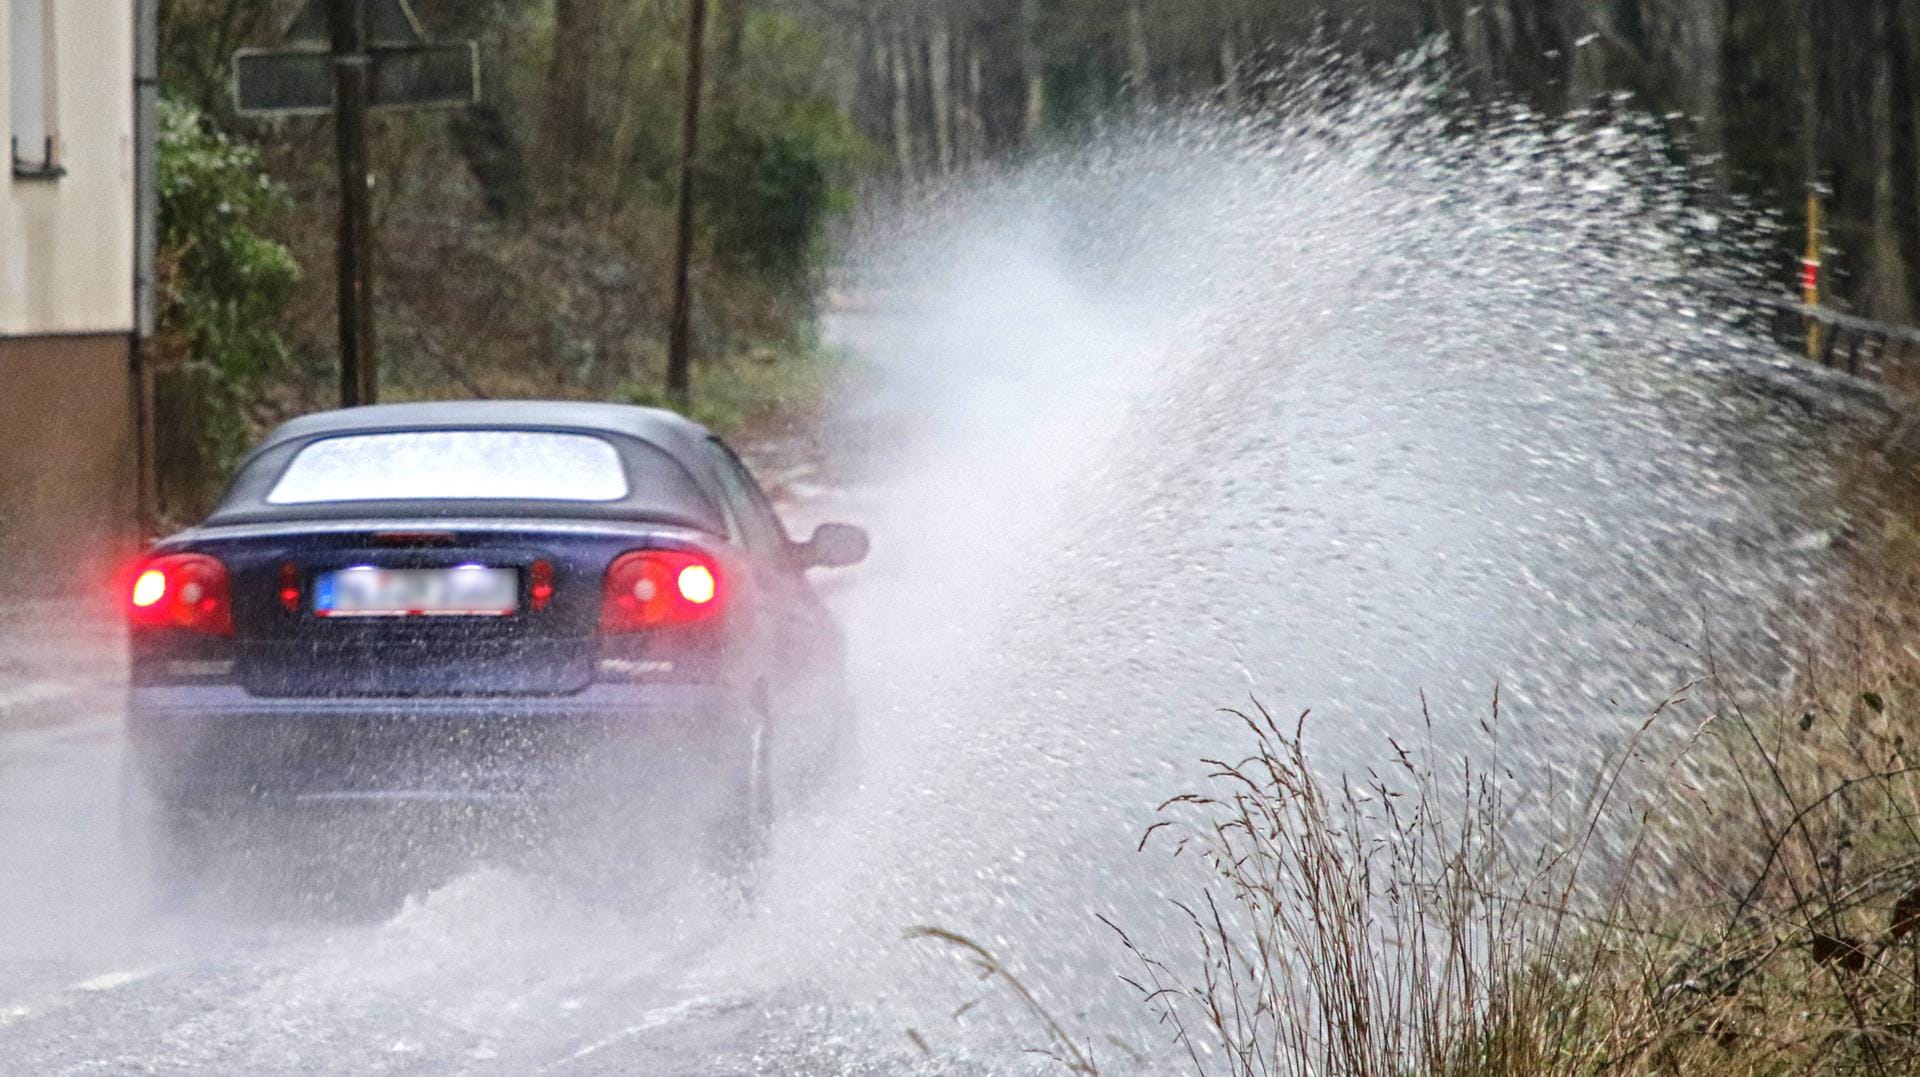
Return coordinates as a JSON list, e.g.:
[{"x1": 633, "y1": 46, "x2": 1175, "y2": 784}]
[
  {"x1": 920, "y1": 511, "x2": 1920, "y2": 1075},
  {"x1": 615, "y1": 338, "x2": 849, "y2": 439},
  {"x1": 368, "y1": 334, "x2": 846, "y2": 442}
]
